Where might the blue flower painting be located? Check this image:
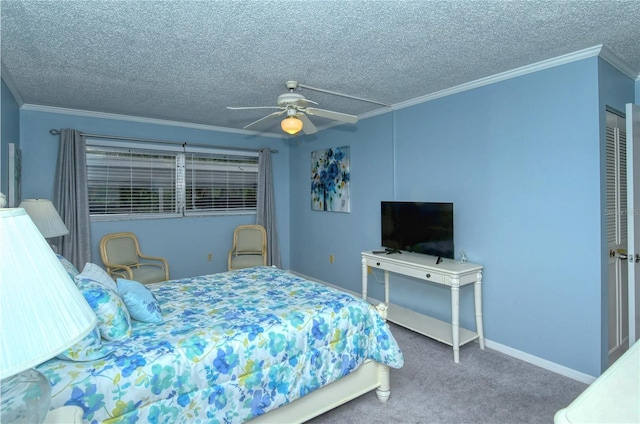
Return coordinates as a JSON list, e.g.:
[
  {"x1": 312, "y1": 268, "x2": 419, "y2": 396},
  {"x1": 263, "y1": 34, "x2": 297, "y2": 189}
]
[{"x1": 311, "y1": 146, "x2": 350, "y2": 212}]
